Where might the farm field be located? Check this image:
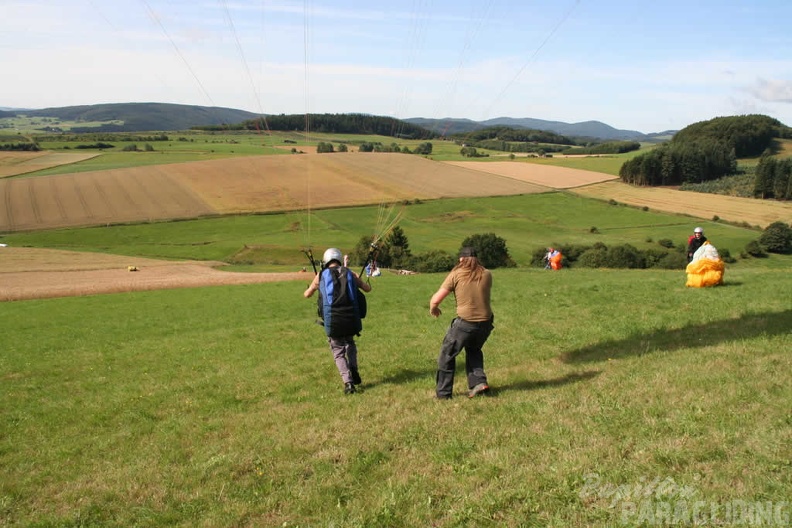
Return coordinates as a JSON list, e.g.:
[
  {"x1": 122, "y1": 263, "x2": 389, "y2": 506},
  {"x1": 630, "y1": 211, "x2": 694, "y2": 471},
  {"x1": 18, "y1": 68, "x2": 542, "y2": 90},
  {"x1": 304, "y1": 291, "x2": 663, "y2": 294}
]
[
  {"x1": 0, "y1": 151, "x2": 99, "y2": 178},
  {"x1": 446, "y1": 160, "x2": 618, "y2": 188},
  {"x1": 0, "y1": 153, "x2": 548, "y2": 232},
  {"x1": 572, "y1": 180, "x2": 792, "y2": 228}
]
